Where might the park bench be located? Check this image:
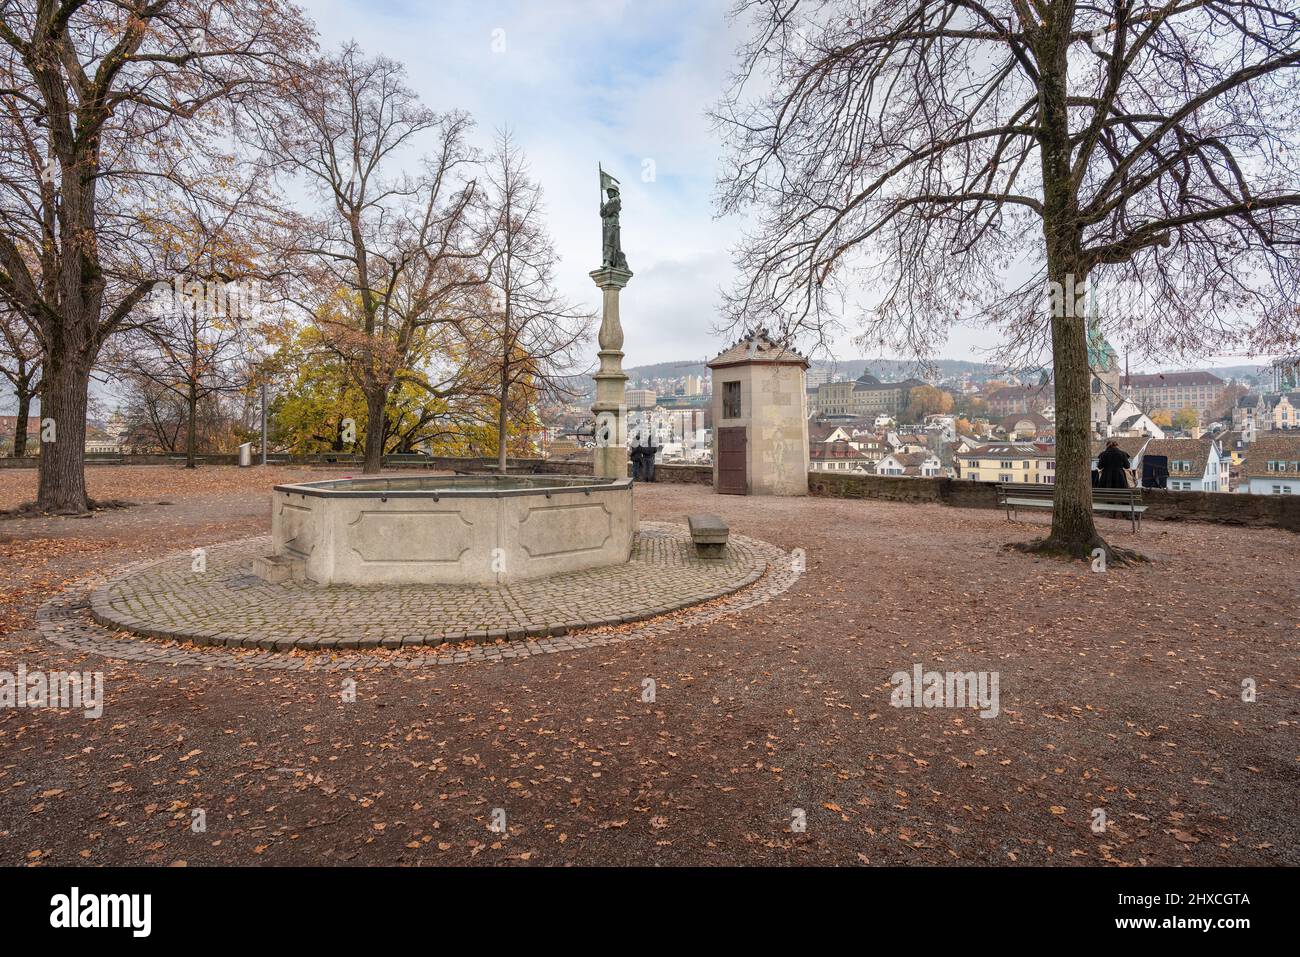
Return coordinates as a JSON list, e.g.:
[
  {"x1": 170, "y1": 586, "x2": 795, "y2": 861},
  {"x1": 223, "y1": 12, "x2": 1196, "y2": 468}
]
[
  {"x1": 997, "y1": 483, "x2": 1146, "y2": 533},
  {"x1": 384, "y1": 452, "x2": 433, "y2": 468},
  {"x1": 687, "y1": 513, "x2": 730, "y2": 559}
]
